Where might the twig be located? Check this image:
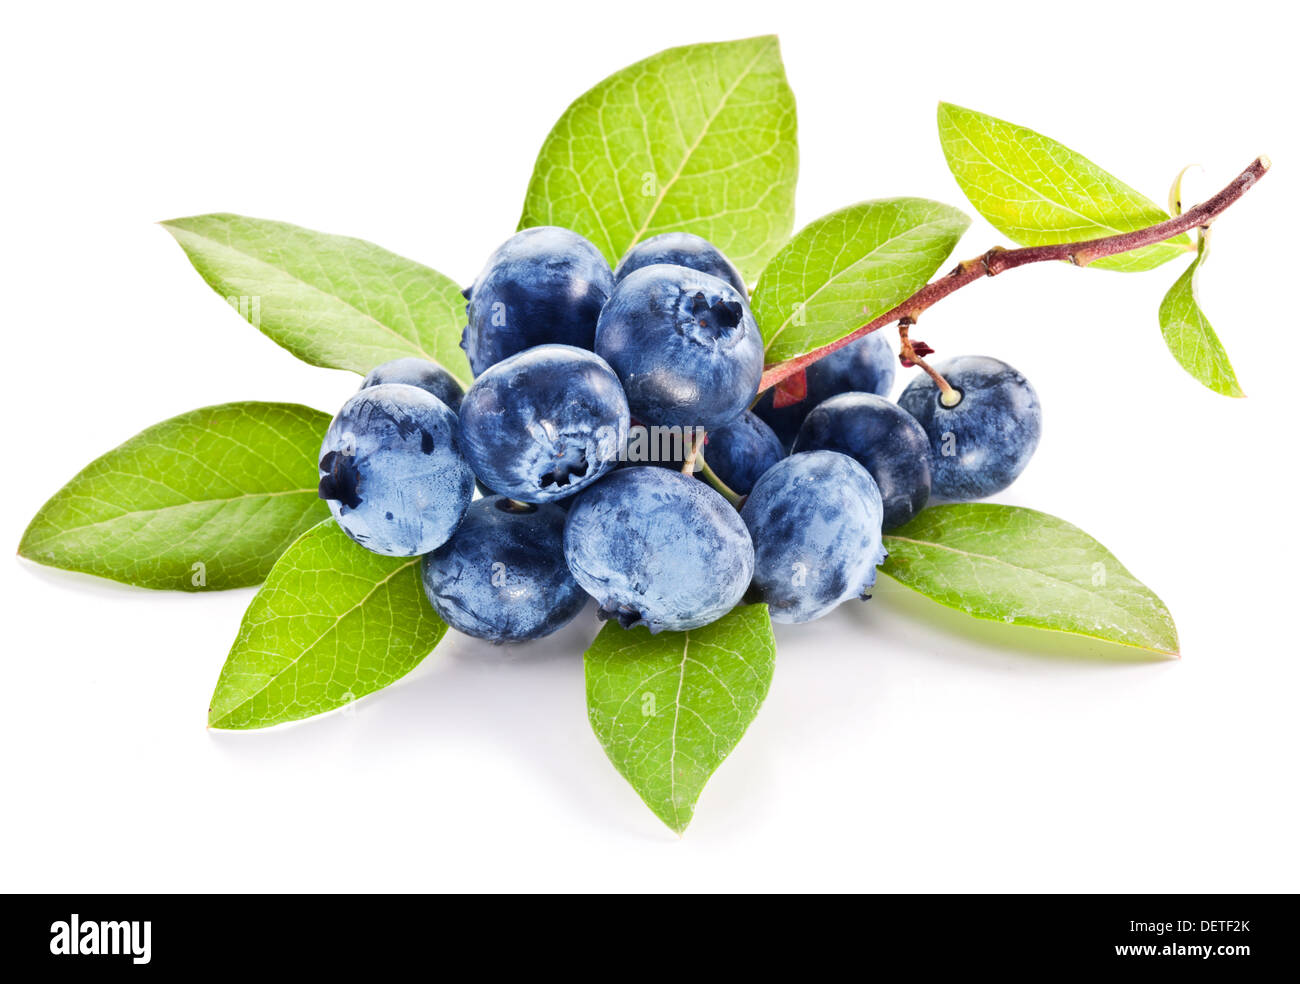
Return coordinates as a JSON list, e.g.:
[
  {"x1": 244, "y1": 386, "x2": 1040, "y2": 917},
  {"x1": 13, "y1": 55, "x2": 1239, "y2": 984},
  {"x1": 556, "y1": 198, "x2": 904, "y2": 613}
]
[{"x1": 758, "y1": 156, "x2": 1271, "y2": 393}]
